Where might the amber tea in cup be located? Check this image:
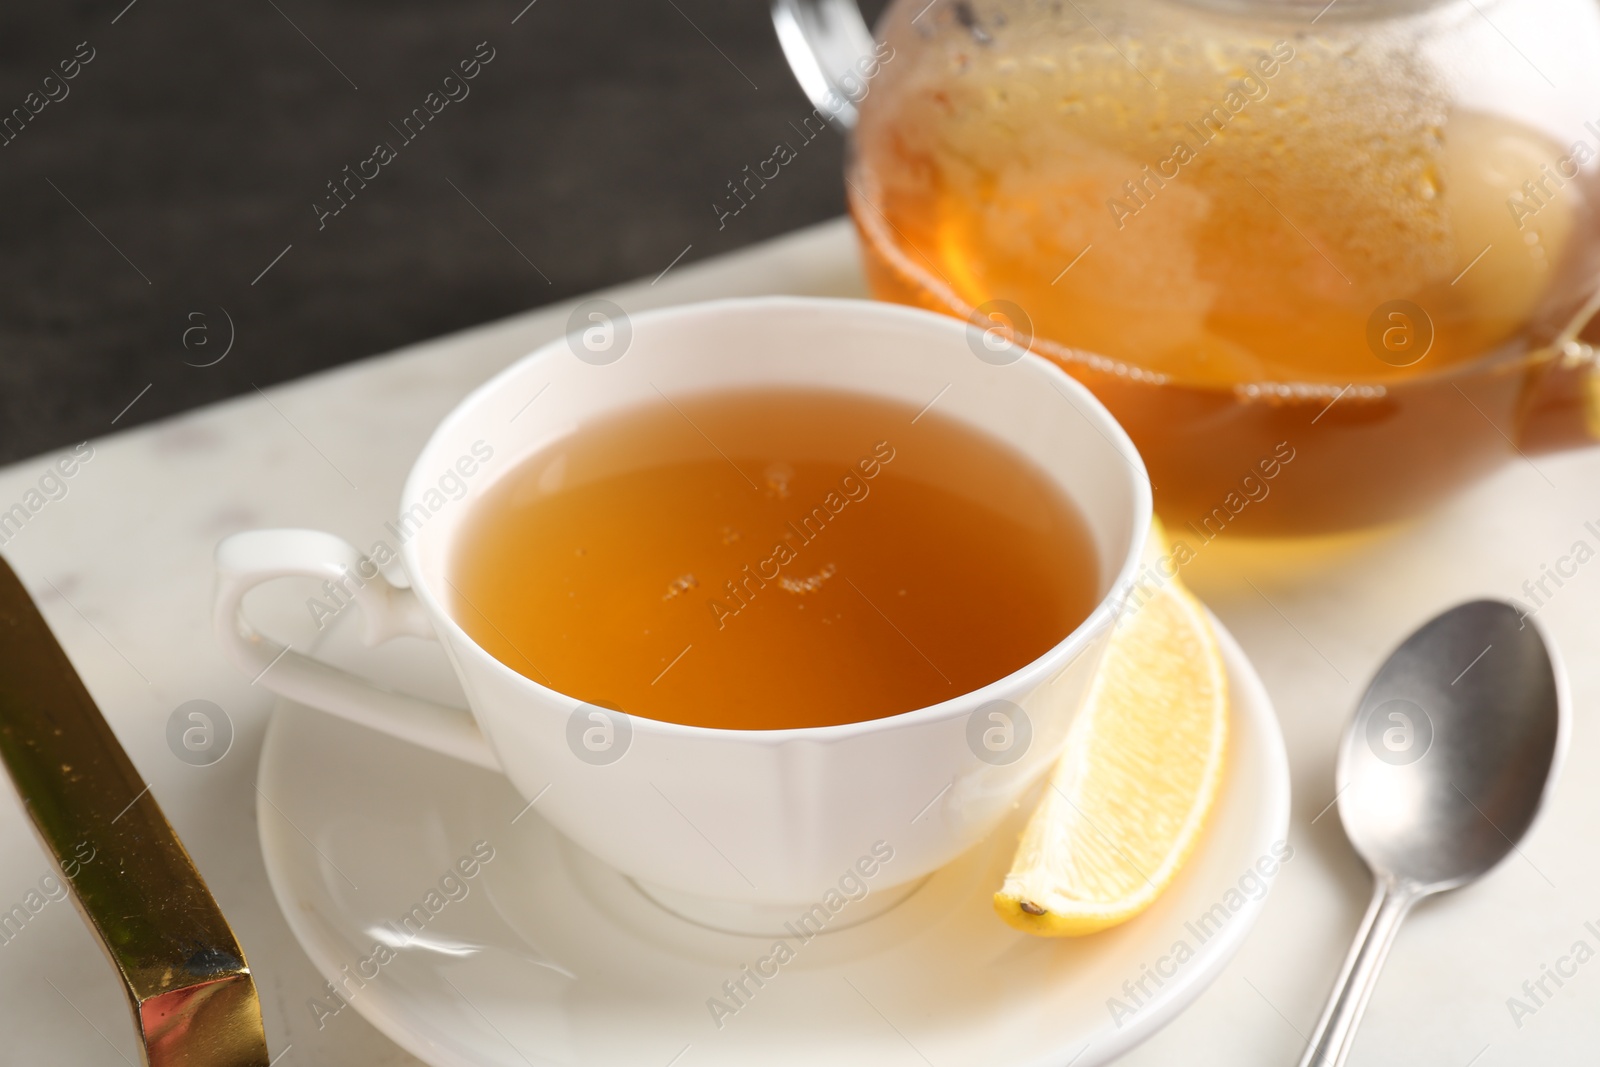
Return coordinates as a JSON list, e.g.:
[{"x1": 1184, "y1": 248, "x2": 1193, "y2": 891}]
[{"x1": 448, "y1": 386, "x2": 1100, "y2": 729}]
